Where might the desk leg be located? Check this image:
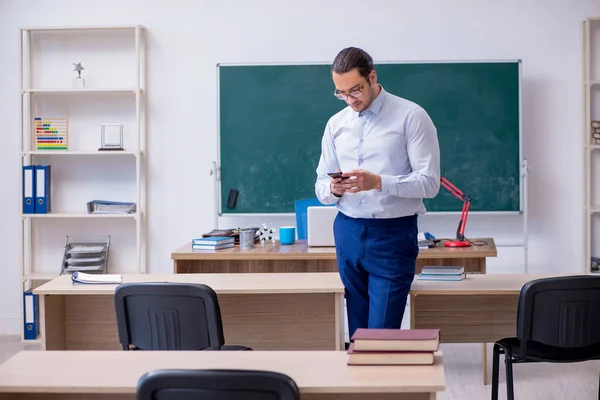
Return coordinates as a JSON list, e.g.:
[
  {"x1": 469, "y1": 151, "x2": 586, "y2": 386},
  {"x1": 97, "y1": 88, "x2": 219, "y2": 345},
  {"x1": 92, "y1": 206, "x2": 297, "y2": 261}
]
[
  {"x1": 483, "y1": 343, "x2": 488, "y2": 385},
  {"x1": 334, "y1": 293, "x2": 345, "y2": 350}
]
